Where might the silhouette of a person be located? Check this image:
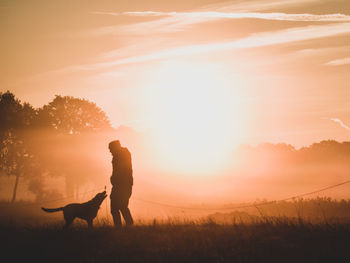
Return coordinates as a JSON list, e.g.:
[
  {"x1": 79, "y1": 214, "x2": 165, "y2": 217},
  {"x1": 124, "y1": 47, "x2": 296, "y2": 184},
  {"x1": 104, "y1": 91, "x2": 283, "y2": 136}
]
[{"x1": 109, "y1": 140, "x2": 134, "y2": 227}]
